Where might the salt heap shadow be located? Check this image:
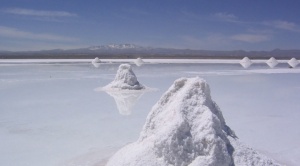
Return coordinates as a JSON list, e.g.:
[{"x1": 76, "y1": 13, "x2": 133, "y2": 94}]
[
  {"x1": 106, "y1": 77, "x2": 281, "y2": 166},
  {"x1": 101, "y1": 64, "x2": 147, "y2": 115}
]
